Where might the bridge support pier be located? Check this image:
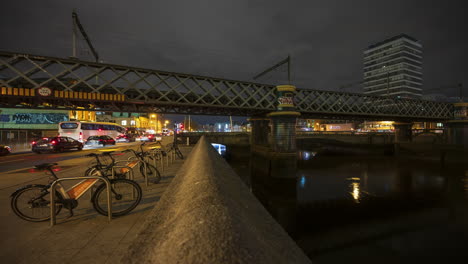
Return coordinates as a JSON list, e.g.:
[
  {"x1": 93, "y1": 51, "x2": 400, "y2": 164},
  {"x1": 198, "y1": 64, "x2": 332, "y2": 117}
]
[
  {"x1": 393, "y1": 122, "x2": 413, "y2": 154},
  {"x1": 249, "y1": 117, "x2": 270, "y2": 146},
  {"x1": 249, "y1": 85, "x2": 300, "y2": 235},
  {"x1": 445, "y1": 102, "x2": 468, "y2": 148},
  {"x1": 266, "y1": 84, "x2": 301, "y2": 178}
]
